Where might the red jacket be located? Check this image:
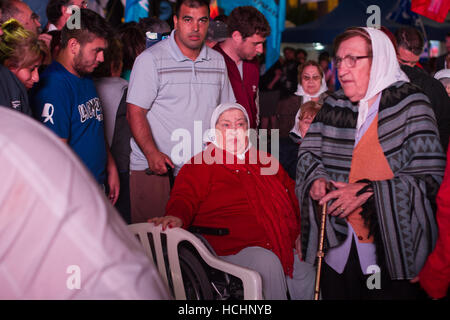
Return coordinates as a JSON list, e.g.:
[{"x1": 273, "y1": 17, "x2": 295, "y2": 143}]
[
  {"x1": 213, "y1": 44, "x2": 259, "y2": 129},
  {"x1": 419, "y1": 140, "x2": 450, "y2": 298},
  {"x1": 166, "y1": 145, "x2": 300, "y2": 276}
]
